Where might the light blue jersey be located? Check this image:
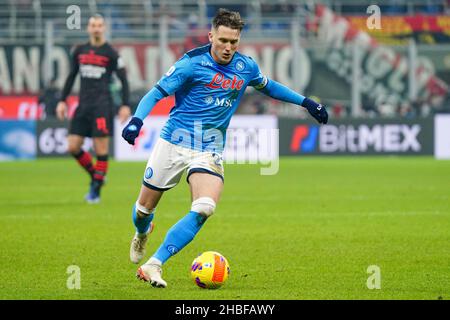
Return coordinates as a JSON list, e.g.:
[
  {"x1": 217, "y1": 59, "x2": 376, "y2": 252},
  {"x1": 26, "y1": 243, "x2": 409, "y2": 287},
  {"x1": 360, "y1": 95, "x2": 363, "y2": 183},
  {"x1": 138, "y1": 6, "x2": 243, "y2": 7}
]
[
  {"x1": 155, "y1": 44, "x2": 268, "y2": 153},
  {"x1": 133, "y1": 44, "x2": 307, "y2": 152}
]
